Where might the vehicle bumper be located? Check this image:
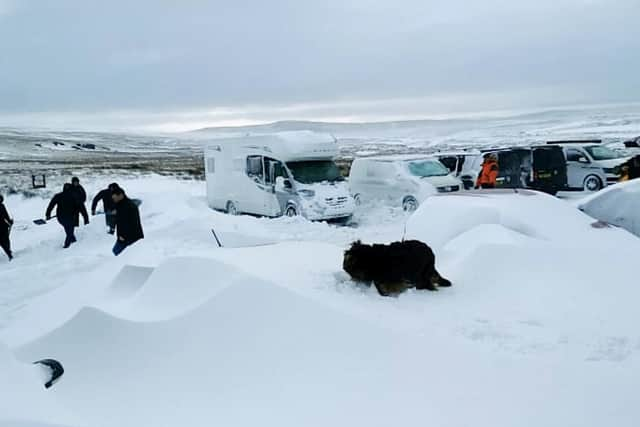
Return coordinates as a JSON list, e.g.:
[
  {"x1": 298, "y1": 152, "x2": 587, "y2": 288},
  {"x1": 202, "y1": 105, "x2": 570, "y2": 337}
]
[
  {"x1": 605, "y1": 174, "x2": 620, "y2": 186},
  {"x1": 302, "y1": 201, "x2": 355, "y2": 221}
]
